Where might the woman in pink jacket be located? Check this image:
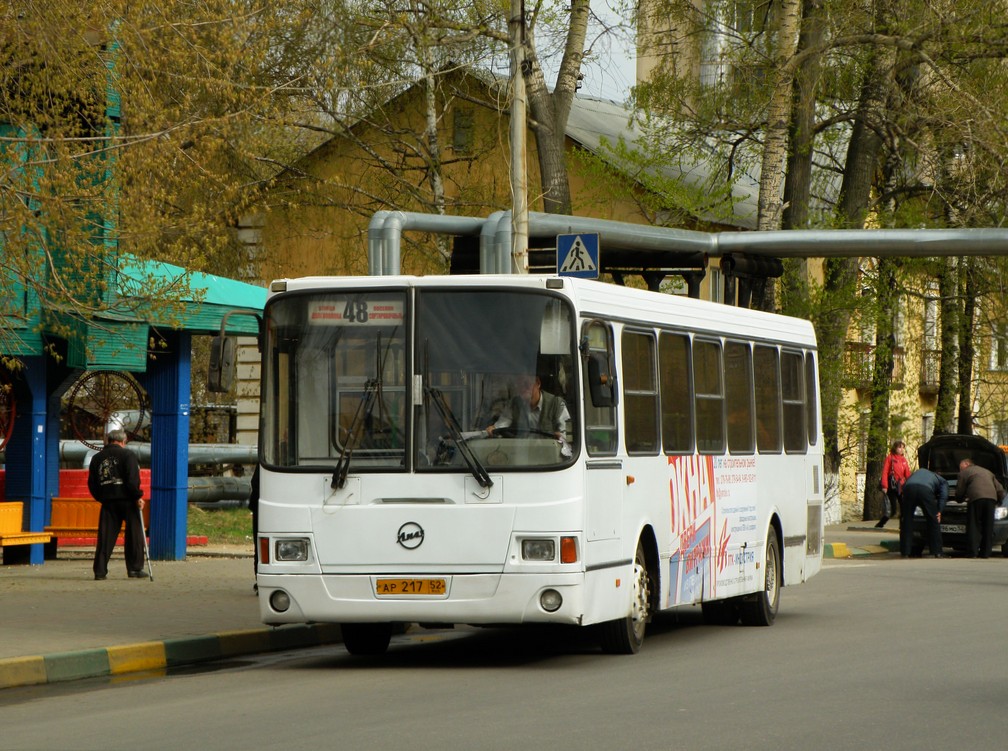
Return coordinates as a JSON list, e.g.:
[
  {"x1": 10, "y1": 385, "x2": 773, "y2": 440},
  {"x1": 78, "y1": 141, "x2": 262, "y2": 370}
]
[{"x1": 879, "y1": 440, "x2": 912, "y2": 527}]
